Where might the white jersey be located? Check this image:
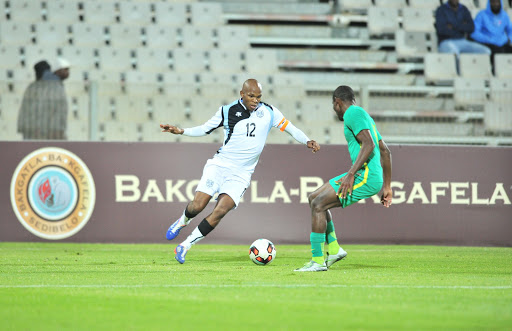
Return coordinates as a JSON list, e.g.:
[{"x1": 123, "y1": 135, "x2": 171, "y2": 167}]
[{"x1": 184, "y1": 99, "x2": 309, "y2": 181}]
